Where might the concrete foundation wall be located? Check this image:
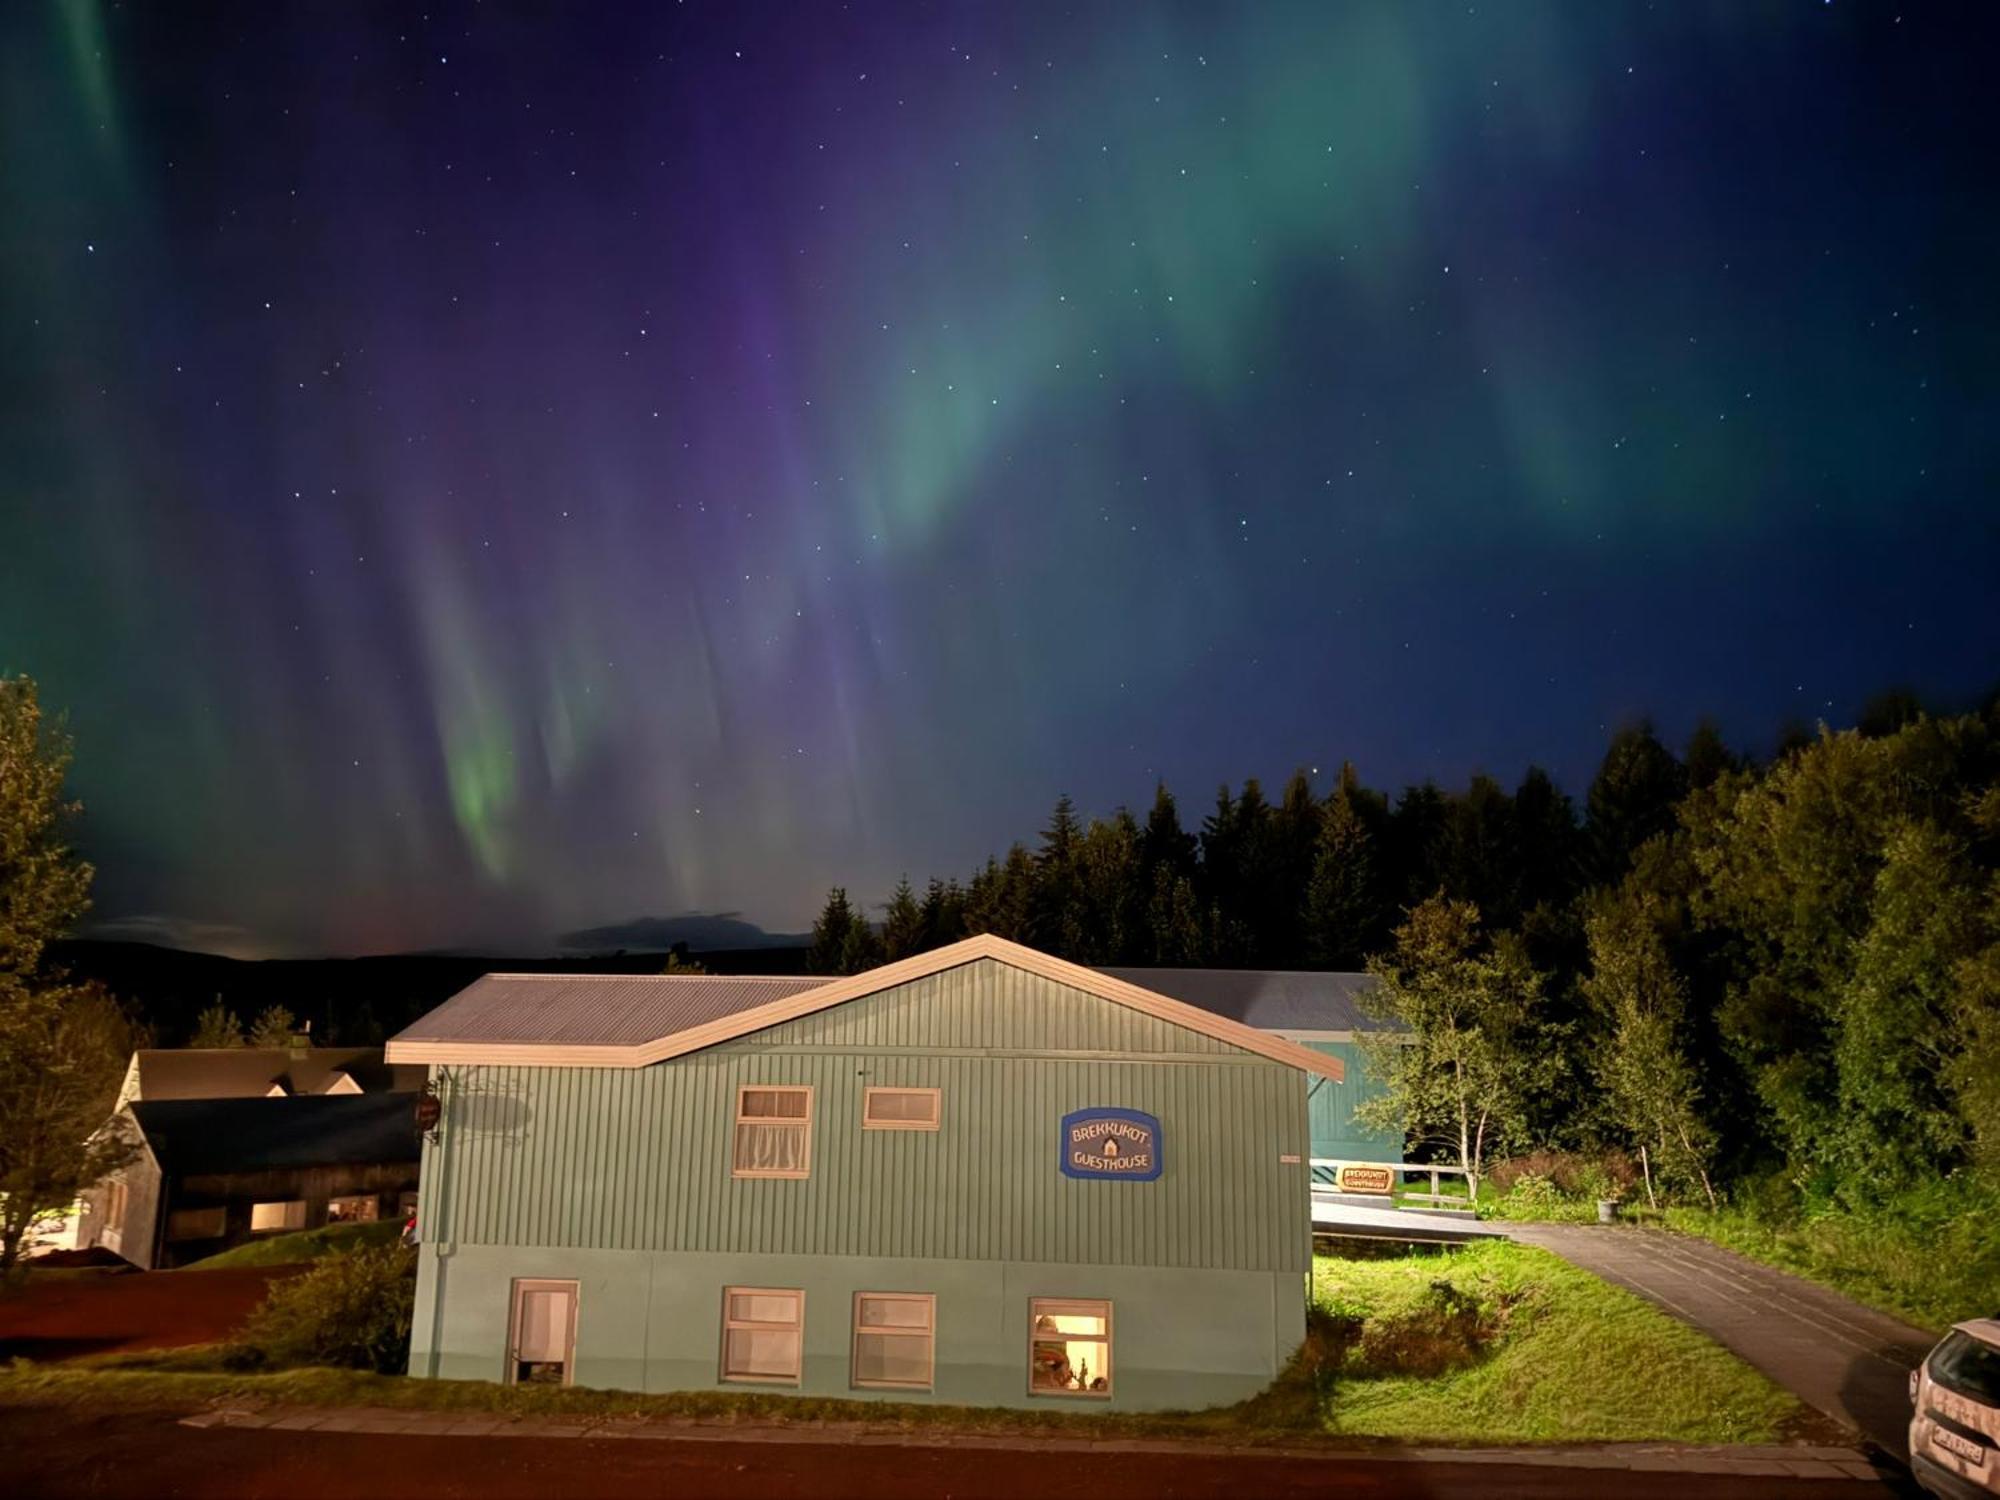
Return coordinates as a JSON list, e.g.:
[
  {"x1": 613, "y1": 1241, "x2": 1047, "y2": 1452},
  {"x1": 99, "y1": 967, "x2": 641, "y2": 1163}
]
[{"x1": 411, "y1": 1243, "x2": 1304, "y2": 1412}]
